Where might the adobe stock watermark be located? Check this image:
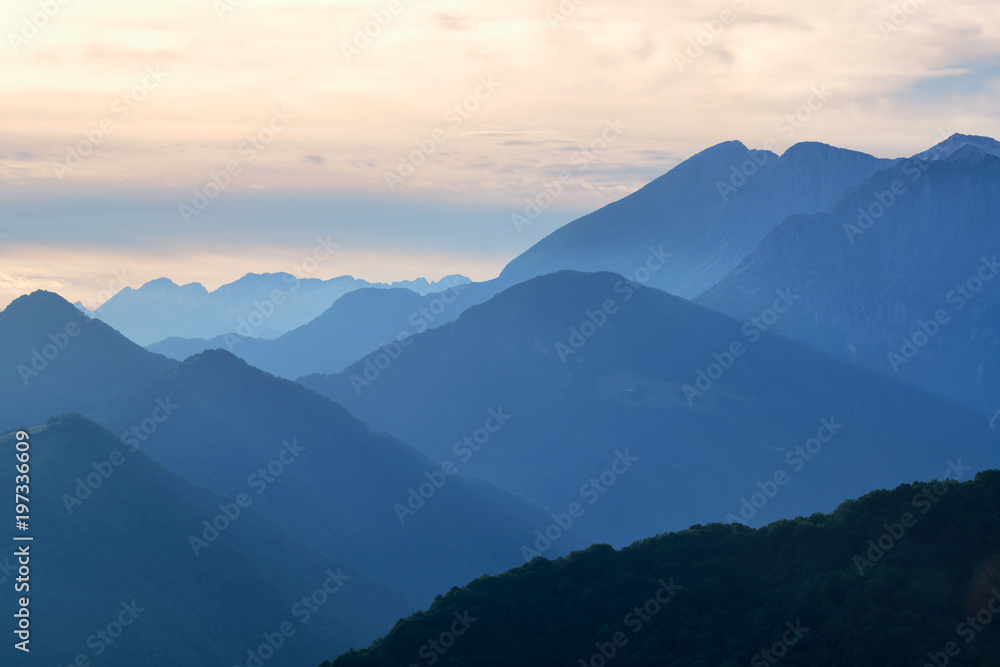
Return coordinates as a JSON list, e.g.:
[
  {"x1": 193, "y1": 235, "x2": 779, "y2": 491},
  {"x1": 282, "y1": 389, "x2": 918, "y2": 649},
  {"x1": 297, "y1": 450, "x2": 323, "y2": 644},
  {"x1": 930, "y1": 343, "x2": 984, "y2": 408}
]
[
  {"x1": 62, "y1": 397, "x2": 180, "y2": 514},
  {"x1": 843, "y1": 126, "x2": 952, "y2": 243},
  {"x1": 394, "y1": 407, "x2": 512, "y2": 525},
  {"x1": 222, "y1": 236, "x2": 340, "y2": 343},
  {"x1": 58, "y1": 600, "x2": 146, "y2": 665},
  {"x1": 853, "y1": 459, "x2": 970, "y2": 575},
  {"x1": 214, "y1": 0, "x2": 248, "y2": 20},
  {"x1": 82, "y1": 268, "x2": 131, "y2": 312},
  {"x1": 234, "y1": 568, "x2": 351, "y2": 667},
  {"x1": 340, "y1": 0, "x2": 407, "y2": 62},
  {"x1": 556, "y1": 245, "x2": 671, "y2": 362},
  {"x1": 750, "y1": 621, "x2": 810, "y2": 667},
  {"x1": 682, "y1": 288, "x2": 800, "y2": 404},
  {"x1": 512, "y1": 117, "x2": 627, "y2": 234},
  {"x1": 8, "y1": 0, "x2": 72, "y2": 56},
  {"x1": 919, "y1": 588, "x2": 1000, "y2": 667},
  {"x1": 349, "y1": 279, "x2": 469, "y2": 394},
  {"x1": 716, "y1": 85, "x2": 831, "y2": 203},
  {"x1": 17, "y1": 320, "x2": 81, "y2": 386},
  {"x1": 878, "y1": 0, "x2": 930, "y2": 39},
  {"x1": 407, "y1": 610, "x2": 478, "y2": 667},
  {"x1": 384, "y1": 75, "x2": 500, "y2": 192},
  {"x1": 673, "y1": 0, "x2": 752, "y2": 72},
  {"x1": 52, "y1": 66, "x2": 169, "y2": 181},
  {"x1": 724, "y1": 416, "x2": 845, "y2": 530},
  {"x1": 521, "y1": 449, "x2": 639, "y2": 561},
  {"x1": 887, "y1": 255, "x2": 1000, "y2": 373},
  {"x1": 577, "y1": 578, "x2": 682, "y2": 667},
  {"x1": 179, "y1": 107, "x2": 294, "y2": 224},
  {"x1": 546, "y1": 0, "x2": 586, "y2": 29},
  {"x1": 188, "y1": 438, "x2": 306, "y2": 556}
]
